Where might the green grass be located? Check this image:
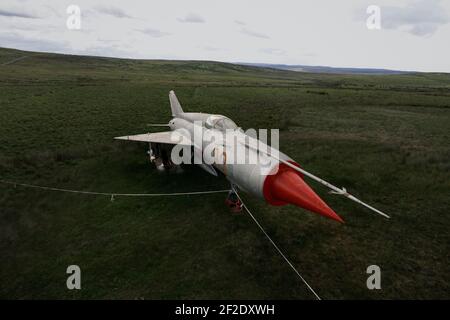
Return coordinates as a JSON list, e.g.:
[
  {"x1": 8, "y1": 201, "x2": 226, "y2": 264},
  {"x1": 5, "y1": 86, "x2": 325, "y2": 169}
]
[{"x1": 0, "y1": 47, "x2": 449, "y2": 299}]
